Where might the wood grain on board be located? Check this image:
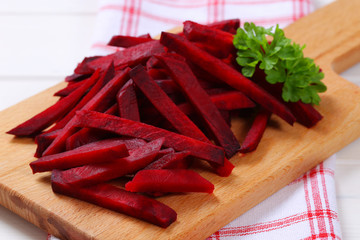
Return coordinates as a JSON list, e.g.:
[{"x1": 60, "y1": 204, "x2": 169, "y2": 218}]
[{"x1": 0, "y1": 0, "x2": 360, "y2": 239}]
